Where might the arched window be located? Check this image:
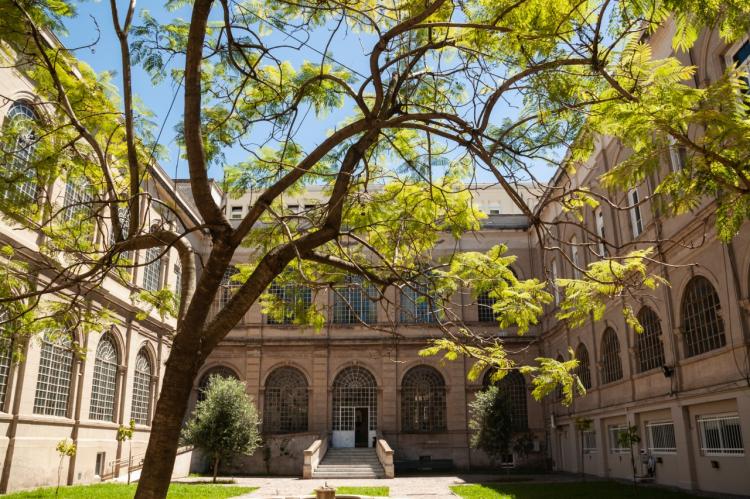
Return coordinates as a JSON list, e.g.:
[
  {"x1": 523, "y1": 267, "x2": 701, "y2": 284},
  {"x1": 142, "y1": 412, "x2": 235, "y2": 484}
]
[
  {"x1": 0, "y1": 310, "x2": 14, "y2": 409},
  {"x1": 401, "y1": 366, "x2": 446, "y2": 432},
  {"x1": 574, "y1": 343, "x2": 592, "y2": 389},
  {"x1": 681, "y1": 276, "x2": 726, "y2": 357},
  {"x1": 33, "y1": 331, "x2": 74, "y2": 417},
  {"x1": 263, "y1": 367, "x2": 308, "y2": 434},
  {"x1": 400, "y1": 282, "x2": 437, "y2": 323},
  {"x1": 197, "y1": 366, "x2": 238, "y2": 402},
  {"x1": 3, "y1": 101, "x2": 38, "y2": 201},
  {"x1": 554, "y1": 354, "x2": 565, "y2": 401},
  {"x1": 332, "y1": 366, "x2": 377, "y2": 432},
  {"x1": 131, "y1": 349, "x2": 153, "y2": 425},
  {"x1": 333, "y1": 275, "x2": 377, "y2": 324},
  {"x1": 600, "y1": 328, "x2": 623, "y2": 384},
  {"x1": 483, "y1": 370, "x2": 528, "y2": 431},
  {"x1": 636, "y1": 307, "x2": 666, "y2": 372},
  {"x1": 89, "y1": 334, "x2": 119, "y2": 421}
]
